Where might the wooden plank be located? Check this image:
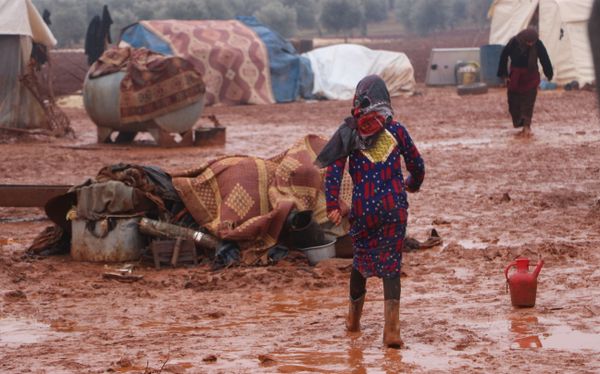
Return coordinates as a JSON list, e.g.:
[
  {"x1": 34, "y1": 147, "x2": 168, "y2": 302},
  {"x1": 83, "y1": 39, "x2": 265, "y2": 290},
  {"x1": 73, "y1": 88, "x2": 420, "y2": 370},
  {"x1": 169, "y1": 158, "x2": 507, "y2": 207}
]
[{"x1": 0, "y1": 184, "x2": 71, "y2": 207}]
